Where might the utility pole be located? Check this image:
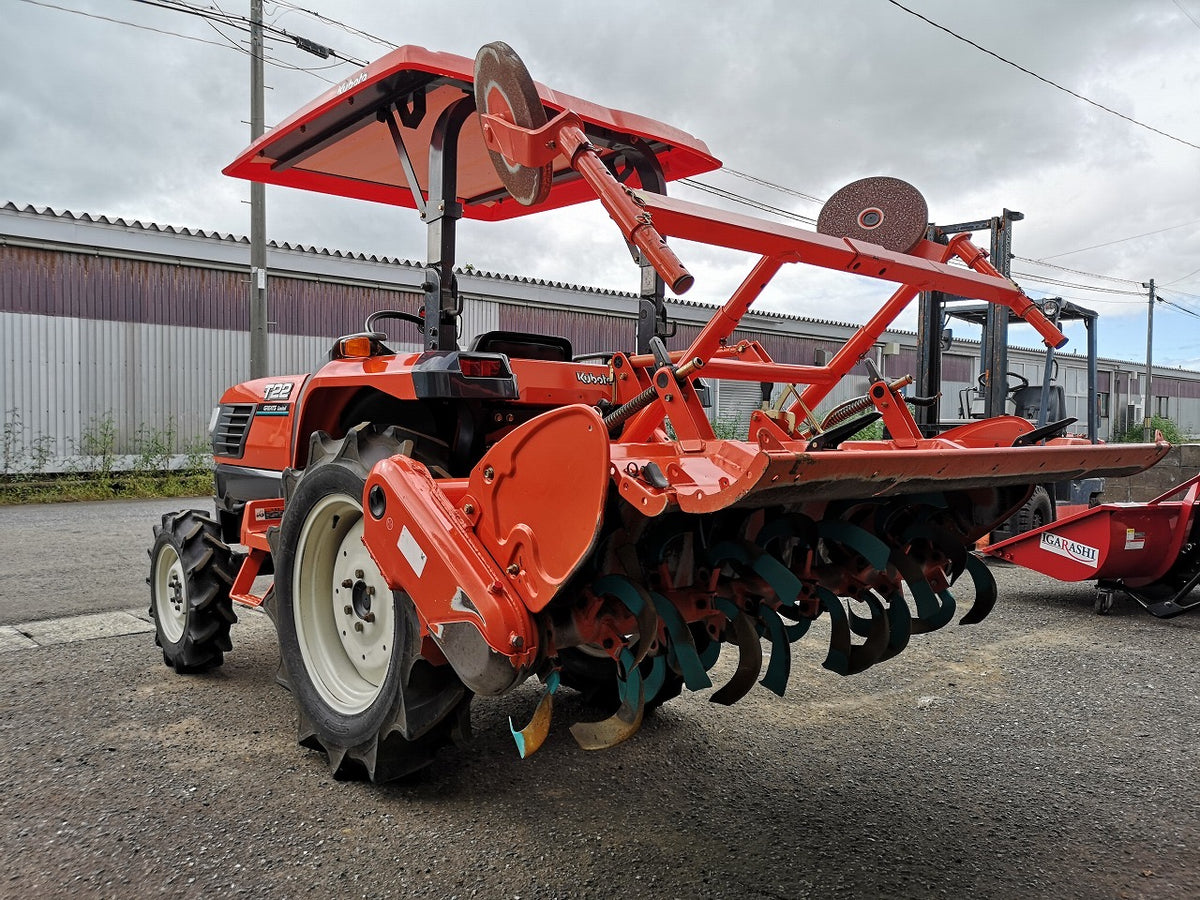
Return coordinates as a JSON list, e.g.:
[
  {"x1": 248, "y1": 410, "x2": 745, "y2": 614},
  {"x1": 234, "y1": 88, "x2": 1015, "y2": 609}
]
[
  {"x1": 1142, "y1": 278, "x2": 1155, "y2": 442},
  {"x1": 249, "y1": 0, "x2": 268, "y2": 379}
]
